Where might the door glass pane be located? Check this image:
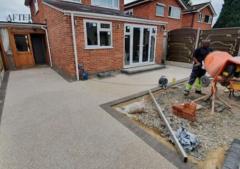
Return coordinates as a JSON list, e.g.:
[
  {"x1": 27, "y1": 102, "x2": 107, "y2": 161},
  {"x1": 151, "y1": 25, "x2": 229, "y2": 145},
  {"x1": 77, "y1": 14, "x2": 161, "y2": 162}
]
[
  {"x1": 150, "y1": 34, "x2": 155, "y2": 62},
  {"x1": 100, "y1": 31, "x2": 111, "y2": 46},
  {"x1": 125, "y1": 35, "x2": 130, "y2": 65},
  {"x1": 86, "y1": 22, "x2": 98, "y2": 46},
  {"x1": 14, "y1": 34, "x2": 29, "y2": 52},
  {"x1": 132, "y1": 27, "x2": 140, "y2": 63},
  {"x1": 142, "y1": 28, "x2": 150, "y2": 62}
]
